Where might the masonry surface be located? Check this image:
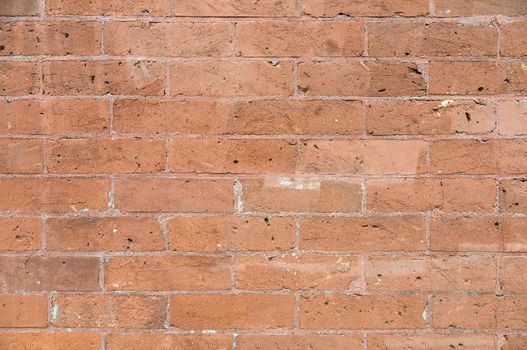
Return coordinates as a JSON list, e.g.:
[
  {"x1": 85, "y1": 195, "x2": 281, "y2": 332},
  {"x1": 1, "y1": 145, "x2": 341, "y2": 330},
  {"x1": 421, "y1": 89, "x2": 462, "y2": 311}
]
[{"x1": 0, "y1": 0, "x2": 527, "y2": 349}]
